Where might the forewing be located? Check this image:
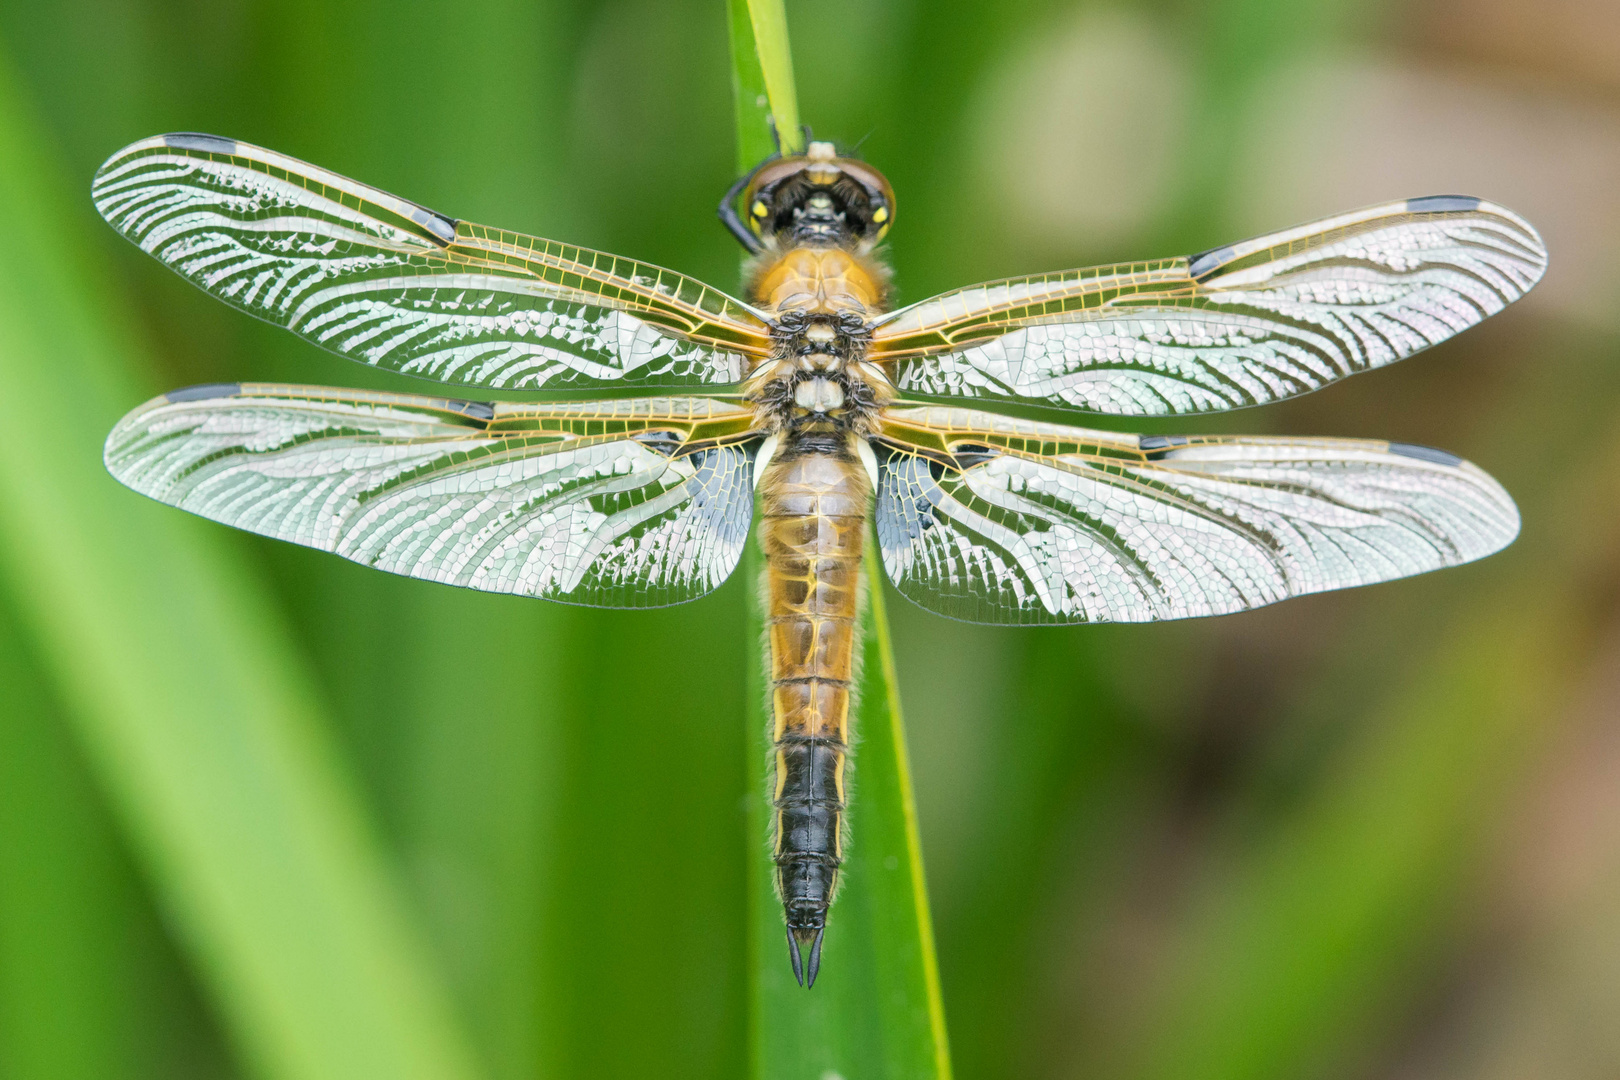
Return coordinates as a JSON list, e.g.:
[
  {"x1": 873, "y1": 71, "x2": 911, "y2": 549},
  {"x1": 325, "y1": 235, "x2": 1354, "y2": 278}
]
[
  {"x1": 872, "y1": 198, "x2": 1545, "y2": 415},
  {"x1": 105, "y1": 385, "x2": 761, "y2": 607},
  {"x1": 874, "y1": 406, "x2": 1518, "y2": 624},
  {"x1": 93, "y1": 134, "x2": 773, "y2": 392}
]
